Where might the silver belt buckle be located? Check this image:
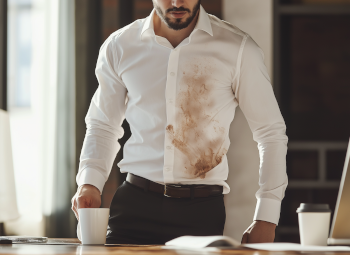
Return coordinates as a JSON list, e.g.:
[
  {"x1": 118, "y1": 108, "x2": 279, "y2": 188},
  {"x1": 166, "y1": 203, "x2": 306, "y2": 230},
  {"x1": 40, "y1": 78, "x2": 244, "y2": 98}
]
[{"x1": 164, "y1": 184, "x2": 182, "y2": 198}]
